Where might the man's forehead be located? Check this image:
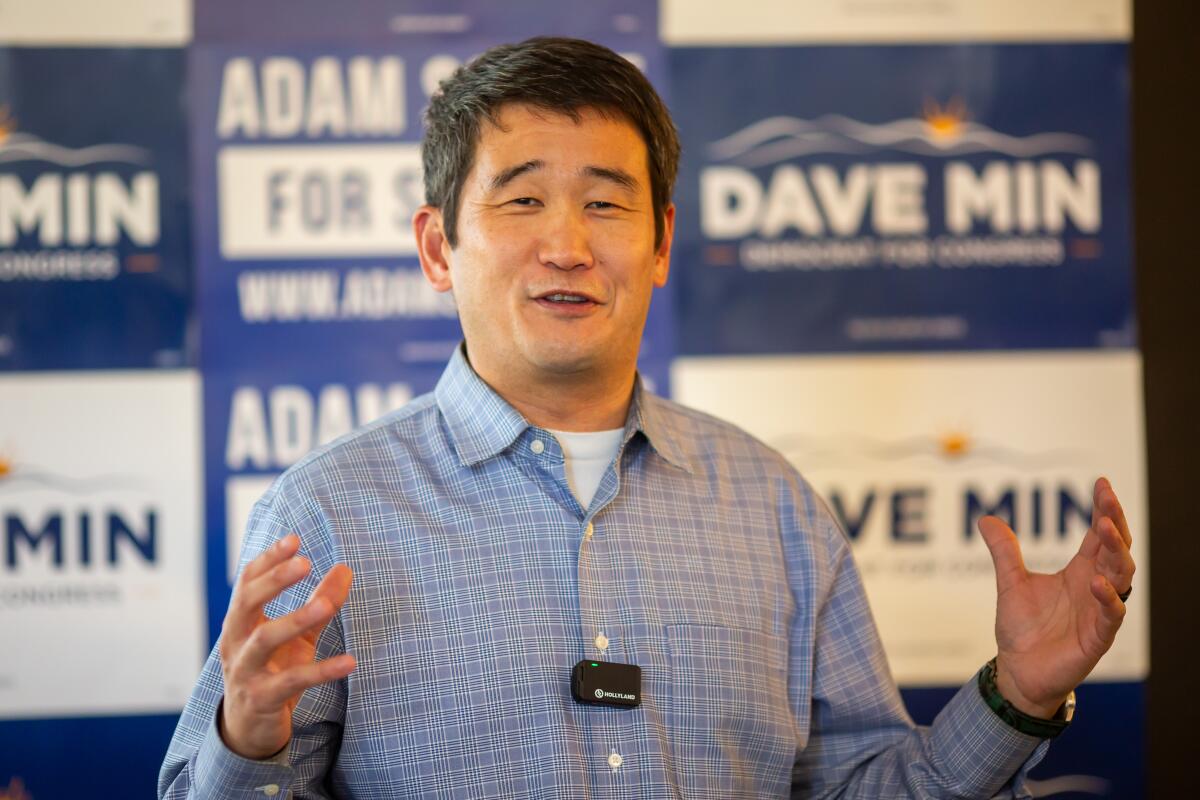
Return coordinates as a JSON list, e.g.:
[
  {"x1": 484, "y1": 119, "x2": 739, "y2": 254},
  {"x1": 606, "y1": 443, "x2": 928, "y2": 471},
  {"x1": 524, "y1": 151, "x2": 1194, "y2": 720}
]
[{"x1": 471, "y1": 102, "x2": 651, "y2": 180}]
